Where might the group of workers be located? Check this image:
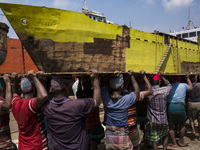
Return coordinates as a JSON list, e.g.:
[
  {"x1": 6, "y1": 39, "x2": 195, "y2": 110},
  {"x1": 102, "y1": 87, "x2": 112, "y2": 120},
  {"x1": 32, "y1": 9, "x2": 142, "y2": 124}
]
[{"x1": 0, "y1": 68, "x2": 200, "y2": 150}]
